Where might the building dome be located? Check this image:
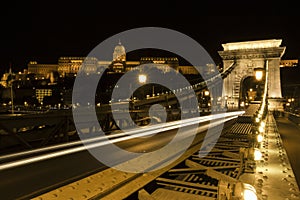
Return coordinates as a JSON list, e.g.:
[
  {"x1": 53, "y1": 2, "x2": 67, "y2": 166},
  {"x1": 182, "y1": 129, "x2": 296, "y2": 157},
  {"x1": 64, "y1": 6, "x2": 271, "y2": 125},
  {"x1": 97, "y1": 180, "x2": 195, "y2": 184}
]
[{"x1": 113, "y1": 40, "x2": 126, "y2": 62}]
